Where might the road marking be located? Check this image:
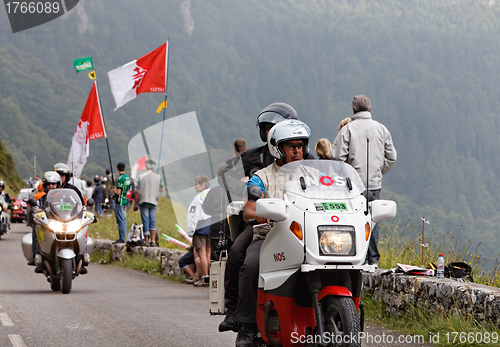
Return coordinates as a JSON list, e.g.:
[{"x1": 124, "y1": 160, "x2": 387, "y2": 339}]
[
  {"x1": 8, "y1": 335, "x2": 27, "y2": 347},
  {"x1": 0, "y1": 312, "x2": 14, "y2": 326}
]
